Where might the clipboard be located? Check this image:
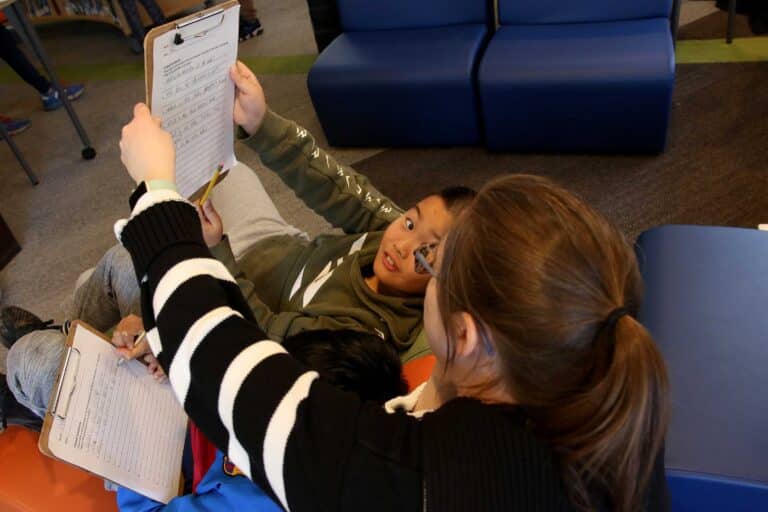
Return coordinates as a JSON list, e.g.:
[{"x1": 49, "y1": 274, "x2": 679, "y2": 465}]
[
  {"x1": 143, "y1": 0, "x2": 239, "y2": 200},
  {"x1": 143, "y1": 0, "x2": 238, "y2": 111},
  {"x1": 39, "y1": 321, "x2": 100, "y2": 454},
  {"x1": 38, "y1": 321, "x2": 187, "y2": 503}
]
